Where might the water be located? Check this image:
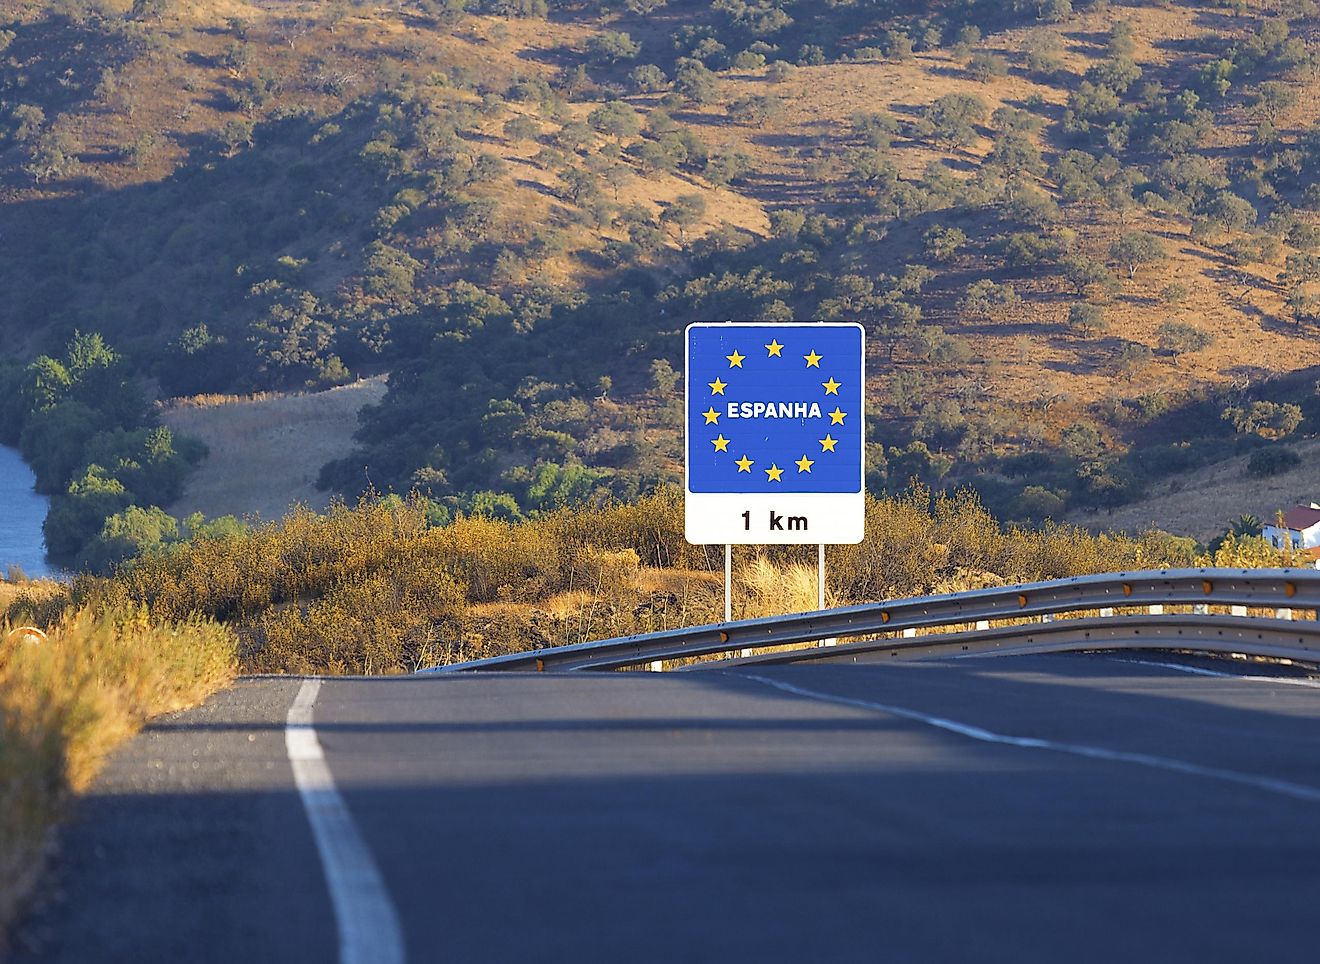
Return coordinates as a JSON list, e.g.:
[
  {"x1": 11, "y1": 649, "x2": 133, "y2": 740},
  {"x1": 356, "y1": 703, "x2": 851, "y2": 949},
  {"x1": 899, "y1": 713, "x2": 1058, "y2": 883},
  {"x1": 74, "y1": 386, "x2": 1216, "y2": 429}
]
[{"x1": 0, "y1": 445, "x2": 52, "y2": 579}]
